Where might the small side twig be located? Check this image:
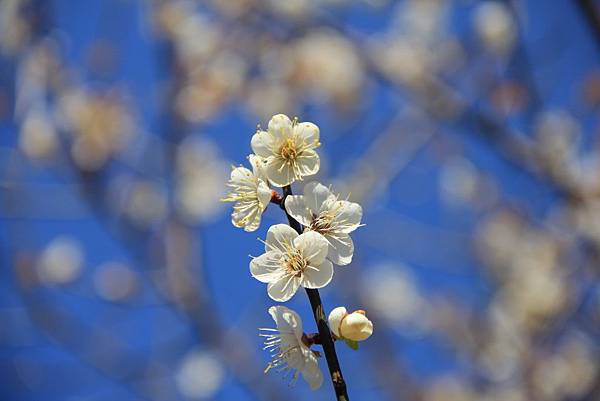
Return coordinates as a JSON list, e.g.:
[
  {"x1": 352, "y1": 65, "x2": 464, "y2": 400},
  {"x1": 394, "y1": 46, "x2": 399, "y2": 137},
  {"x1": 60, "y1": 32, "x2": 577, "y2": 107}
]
[
  {"x1": 270, "y1": 190, "x2": 283, "y2": 206},
  {"x1": 302, "y1": 332, "x2": 325, "y2": 347}
]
